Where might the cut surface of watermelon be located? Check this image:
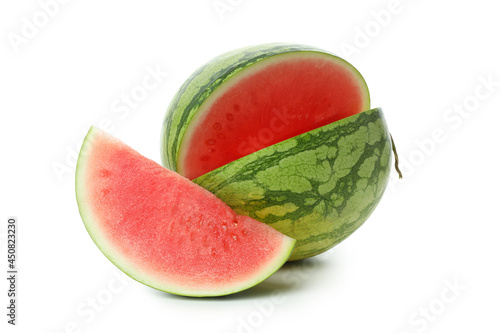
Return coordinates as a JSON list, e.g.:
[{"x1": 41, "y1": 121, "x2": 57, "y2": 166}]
[
  {"x1": 167, "y1": 45, "x2": 369, "y2": 180},
  {"x1": 75, "y1": 127, "x2": 295, "y2": 297}
]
